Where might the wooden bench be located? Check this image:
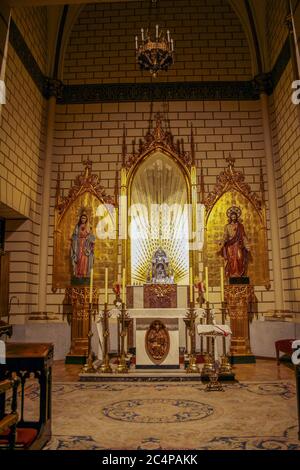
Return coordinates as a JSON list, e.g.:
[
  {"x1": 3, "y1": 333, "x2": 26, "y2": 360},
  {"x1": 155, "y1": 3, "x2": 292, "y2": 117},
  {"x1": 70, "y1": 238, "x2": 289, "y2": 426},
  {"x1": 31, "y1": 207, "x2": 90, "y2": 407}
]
[{"x1": 0, "y1": 342, "x2": 53, "y2": 449}]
